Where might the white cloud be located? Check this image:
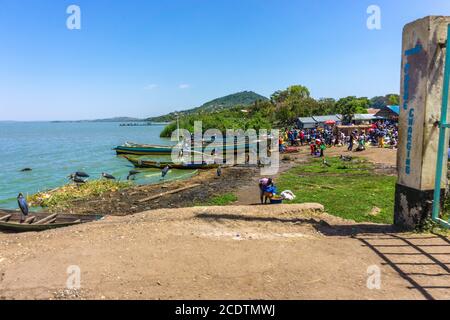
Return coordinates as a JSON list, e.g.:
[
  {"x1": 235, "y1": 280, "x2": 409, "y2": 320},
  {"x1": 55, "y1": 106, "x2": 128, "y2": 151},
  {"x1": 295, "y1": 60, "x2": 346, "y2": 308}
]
[
  {"x1": 144, "y1": 84, "x2": 158, "y2": 91},
  {"x1": 179, "y1": 84, "x2": 190, "y2": 89}
]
